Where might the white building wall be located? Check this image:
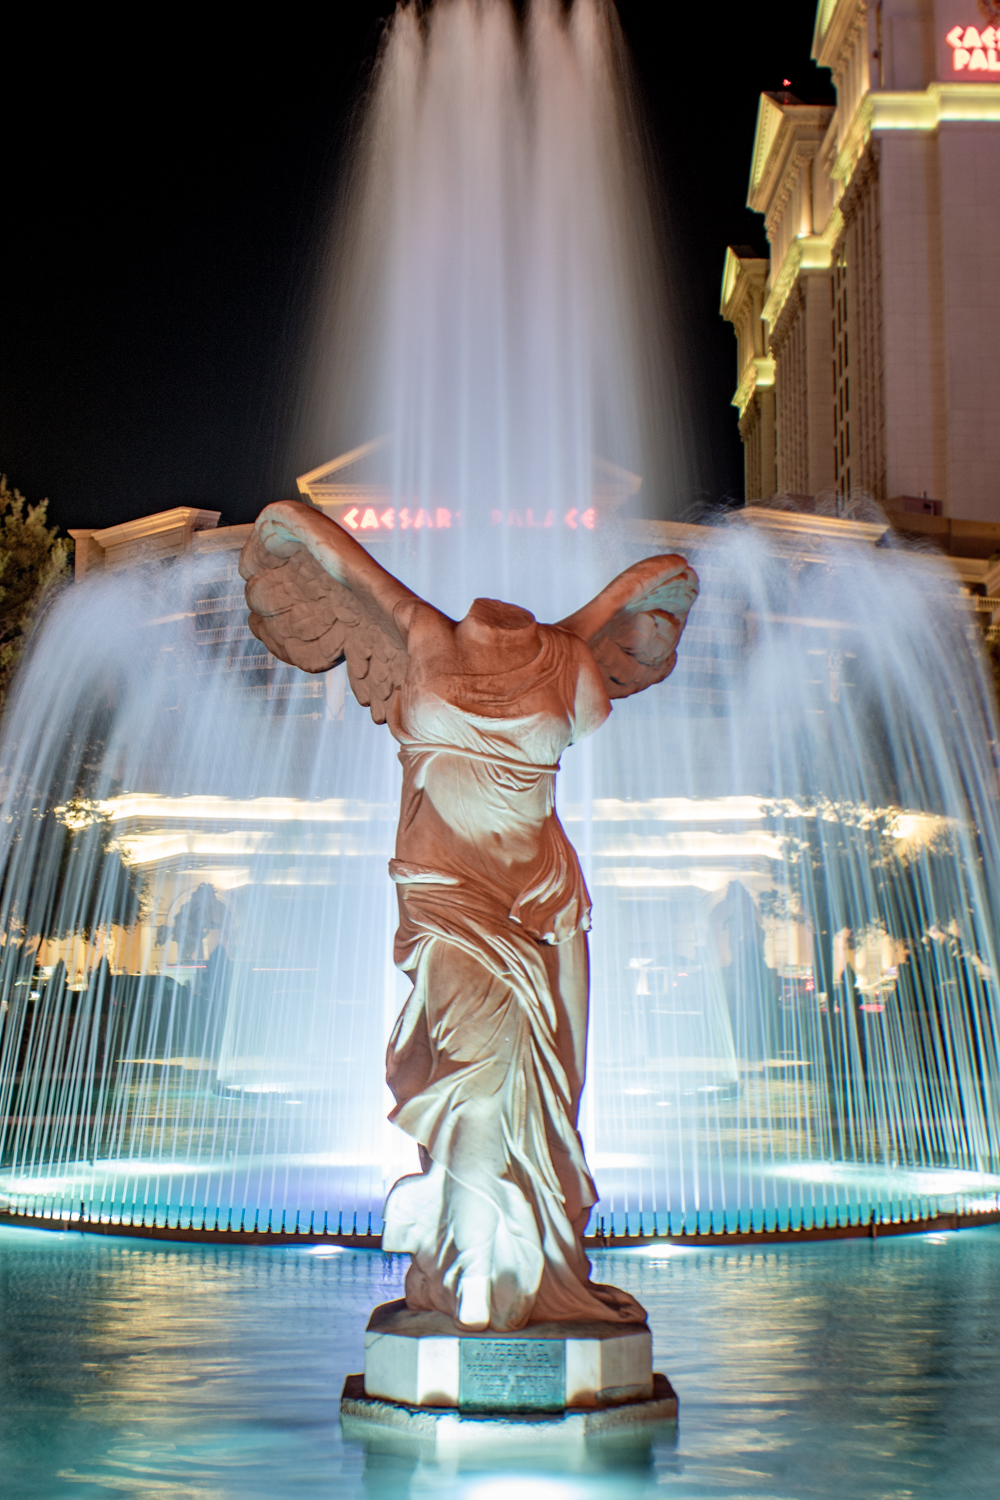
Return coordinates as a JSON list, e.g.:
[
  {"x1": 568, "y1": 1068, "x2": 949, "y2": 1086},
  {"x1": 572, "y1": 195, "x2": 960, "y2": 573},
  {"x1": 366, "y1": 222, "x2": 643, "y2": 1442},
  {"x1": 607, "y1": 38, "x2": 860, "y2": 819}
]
[
  {"x1": 882, "y1": 0, "x2": 935, "y2": 92},
  {"x1": 876, "y1": 131, "x2": 948, "y2": 502},
  {"x1": 937, "y1": 122, "x2": 1000, "y2": 520},
  {"x1": 730, "y1": 2, "x2": 1000, "y2": 522}
]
